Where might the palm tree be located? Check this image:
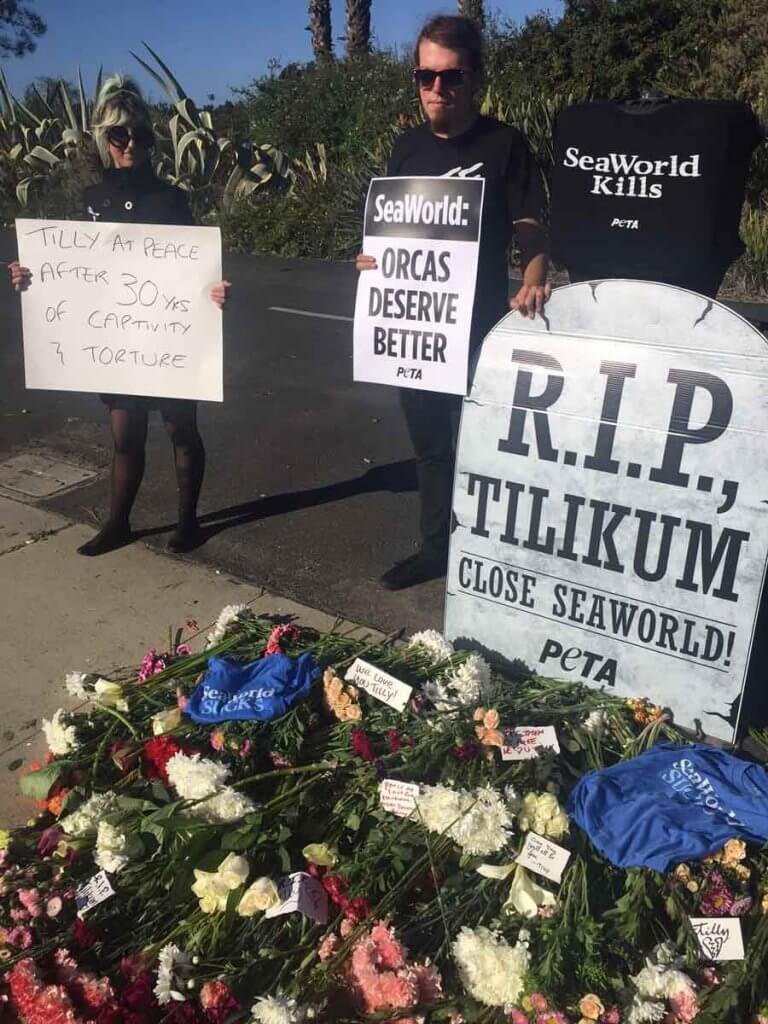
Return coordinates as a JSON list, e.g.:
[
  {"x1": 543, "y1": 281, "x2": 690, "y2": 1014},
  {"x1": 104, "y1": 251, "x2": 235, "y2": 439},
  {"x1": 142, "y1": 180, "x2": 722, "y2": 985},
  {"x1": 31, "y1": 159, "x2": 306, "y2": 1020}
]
[
  {"x1": 308, "y1": 0, "x2": 333, "y2": 62},
  {"x1": 458, "y1": 0, "x2": 485, "y2": 31},
  {"x1": 345, "y1": 0, "x2": 370, "y2": 58}
]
